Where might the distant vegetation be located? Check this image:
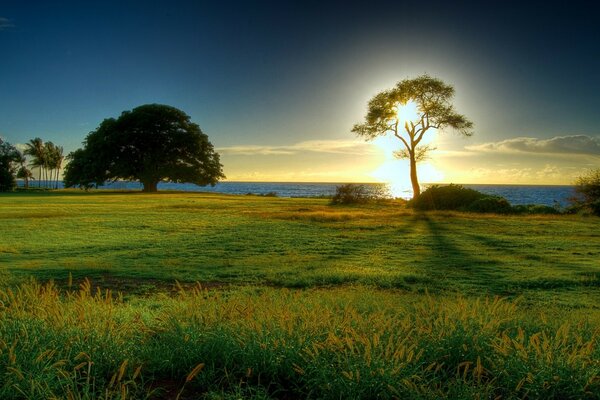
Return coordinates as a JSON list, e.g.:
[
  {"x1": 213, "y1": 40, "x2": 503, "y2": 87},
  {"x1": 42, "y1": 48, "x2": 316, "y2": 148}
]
[
  {"x1": 64, "y1": 104, "x2": 224, "y2": 192},
  {"x1": 330, "y1": 183, "x2": 562, "y2": 215},
  {"x1": 0, "y1": 136, "x2": 64, "y2": 191},
  {"x1": 23, "y1": 137, "x2": 64, "y2": 189}
]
